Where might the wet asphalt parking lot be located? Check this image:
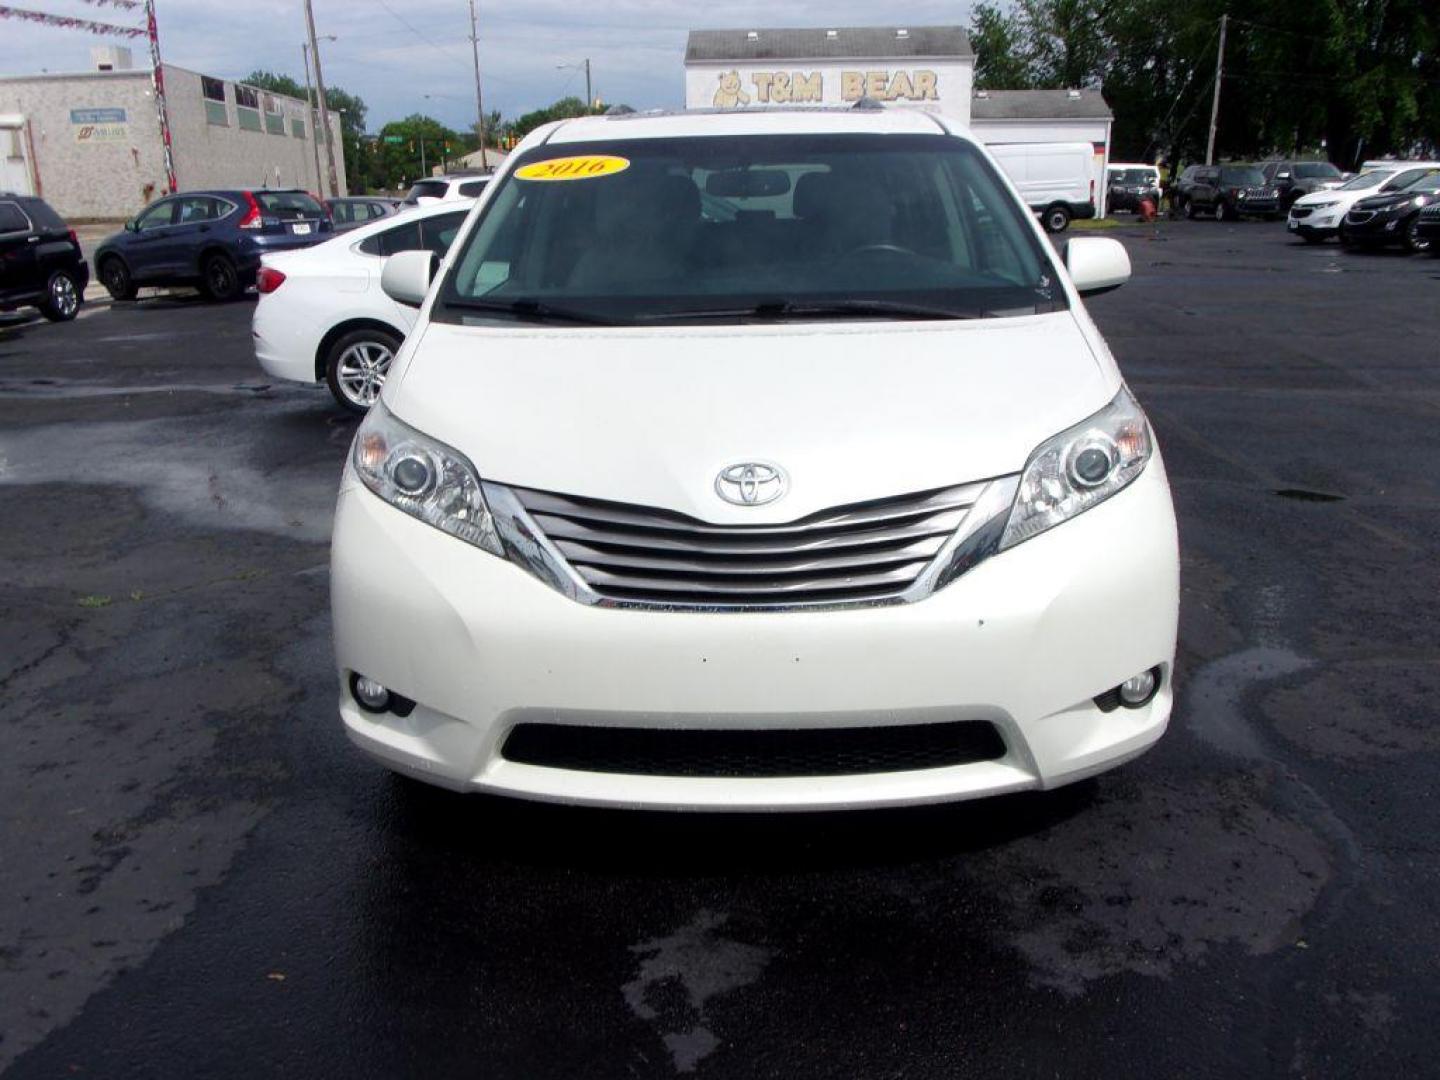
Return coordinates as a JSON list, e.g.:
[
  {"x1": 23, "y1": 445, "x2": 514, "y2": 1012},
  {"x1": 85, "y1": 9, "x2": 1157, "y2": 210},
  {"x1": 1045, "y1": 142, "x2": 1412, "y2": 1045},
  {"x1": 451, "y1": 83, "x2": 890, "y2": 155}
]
[{"x1": 2, "y1": 220, "x2": 1439, "y2": 1078}]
